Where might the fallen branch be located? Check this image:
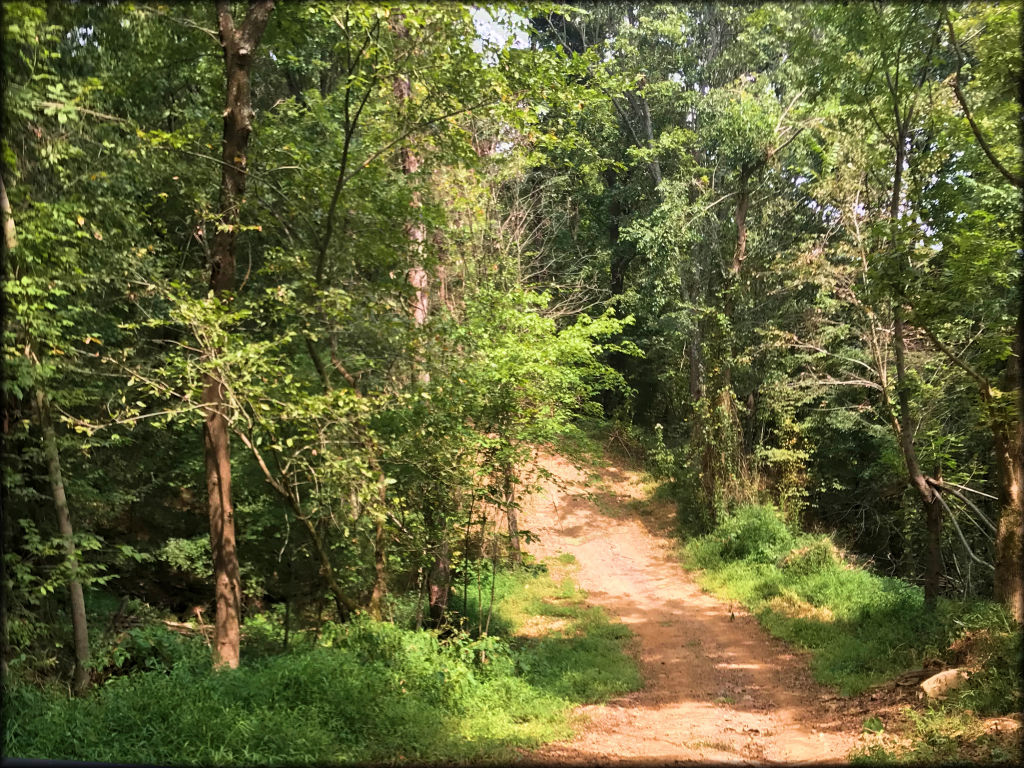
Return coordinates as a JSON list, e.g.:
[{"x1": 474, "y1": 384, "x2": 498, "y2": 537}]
[{"x1": 161, "y1": 619, "x2": 214, "y2": 638}]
